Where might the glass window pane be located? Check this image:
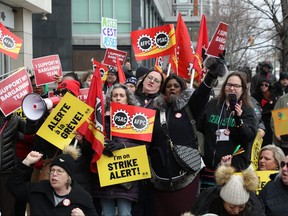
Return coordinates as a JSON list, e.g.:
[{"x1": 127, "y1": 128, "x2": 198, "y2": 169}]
[
  {"x1": 72, "y1": 0, "x2": 89, "y2": 21},
  {"x1": 103, "y1": 0, "x2": 113, "y2": 18},
  {"x1": 115, "y1": 0, "x2": 131, "y2": 21}
]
